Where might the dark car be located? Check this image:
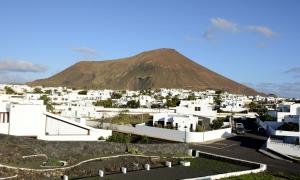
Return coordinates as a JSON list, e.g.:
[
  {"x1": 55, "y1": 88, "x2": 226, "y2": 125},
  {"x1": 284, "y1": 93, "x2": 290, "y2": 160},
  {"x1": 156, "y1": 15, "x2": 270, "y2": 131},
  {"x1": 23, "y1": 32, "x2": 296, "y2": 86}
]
[{"x1": 236, "y1": 127, "x2": 245, "y2": 134}]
